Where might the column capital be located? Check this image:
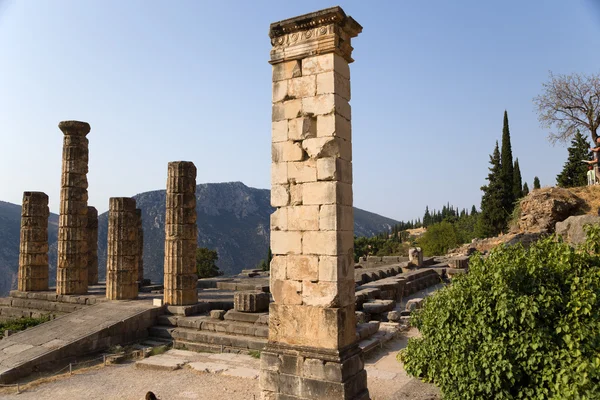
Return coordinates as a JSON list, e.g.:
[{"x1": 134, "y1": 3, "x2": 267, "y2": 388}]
[
  {"x1": 269, "y1": 6, "x2": 362, "y2": 65},
  {"x1": 58, "y1": 121, "x2": 90, "y2": 136}
]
